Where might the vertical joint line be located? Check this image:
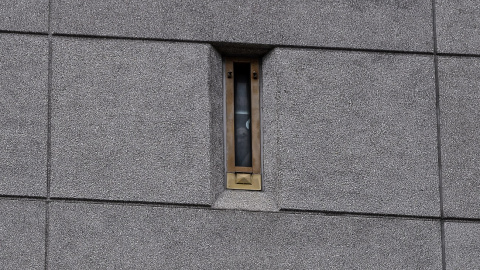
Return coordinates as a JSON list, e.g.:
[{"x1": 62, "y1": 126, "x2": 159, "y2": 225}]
[
  {"x1": 44, "y1": 202, "x2": 50, "y2": 270},
  {"x1": 45, "y1": 1, "x2": 53, "y2": 269},
  {"x1": 46, "y1": 1, "x2": 53, "y2": 200},
  {"x1": 431, "y1": 1, "x2": 446, "y2": 270}
]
